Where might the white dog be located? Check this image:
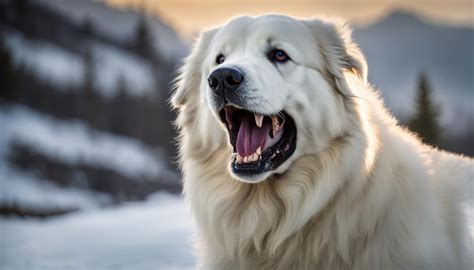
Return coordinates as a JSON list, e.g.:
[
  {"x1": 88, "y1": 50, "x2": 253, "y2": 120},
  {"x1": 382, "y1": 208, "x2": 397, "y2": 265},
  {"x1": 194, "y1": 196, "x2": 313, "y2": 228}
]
[{"x1": 172, "y1": 14, "x2": 473, "y2": 270}]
